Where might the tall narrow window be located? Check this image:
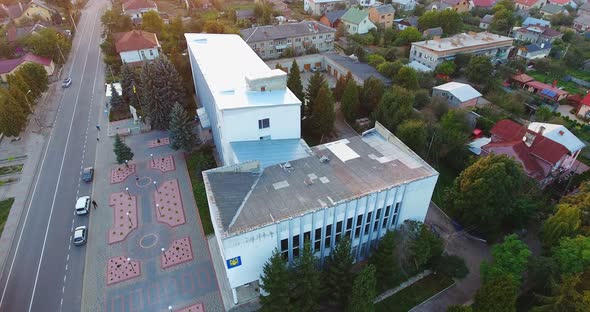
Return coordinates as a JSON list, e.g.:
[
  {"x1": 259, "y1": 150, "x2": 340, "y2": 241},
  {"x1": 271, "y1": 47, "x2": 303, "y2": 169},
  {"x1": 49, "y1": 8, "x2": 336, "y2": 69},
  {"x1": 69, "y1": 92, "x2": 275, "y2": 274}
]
[{"x1": 258, "y1": 118, "x2": 270, "y2": 129}]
